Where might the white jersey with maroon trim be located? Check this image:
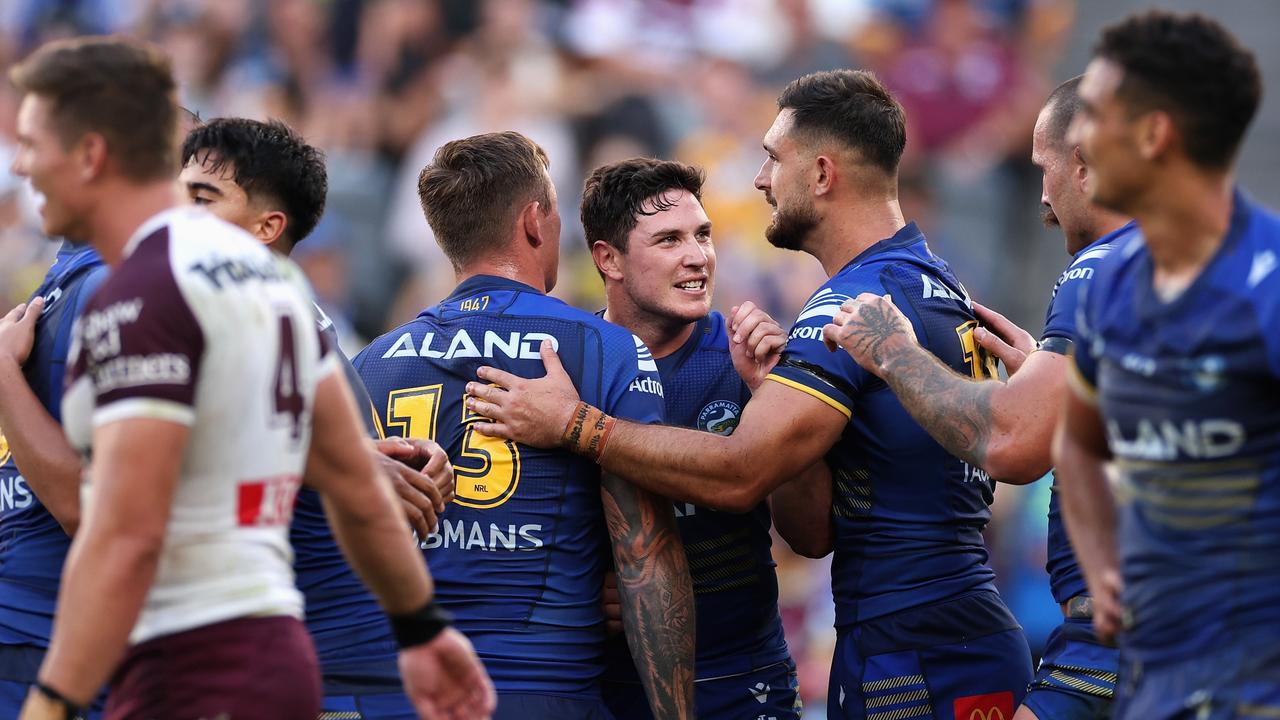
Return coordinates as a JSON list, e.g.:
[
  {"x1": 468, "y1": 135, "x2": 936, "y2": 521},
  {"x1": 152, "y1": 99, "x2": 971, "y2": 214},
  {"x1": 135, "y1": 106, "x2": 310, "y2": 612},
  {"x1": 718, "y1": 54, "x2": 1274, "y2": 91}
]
[{"x1": 63, "y1": 207, "x2": 335, "y2": 645}]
